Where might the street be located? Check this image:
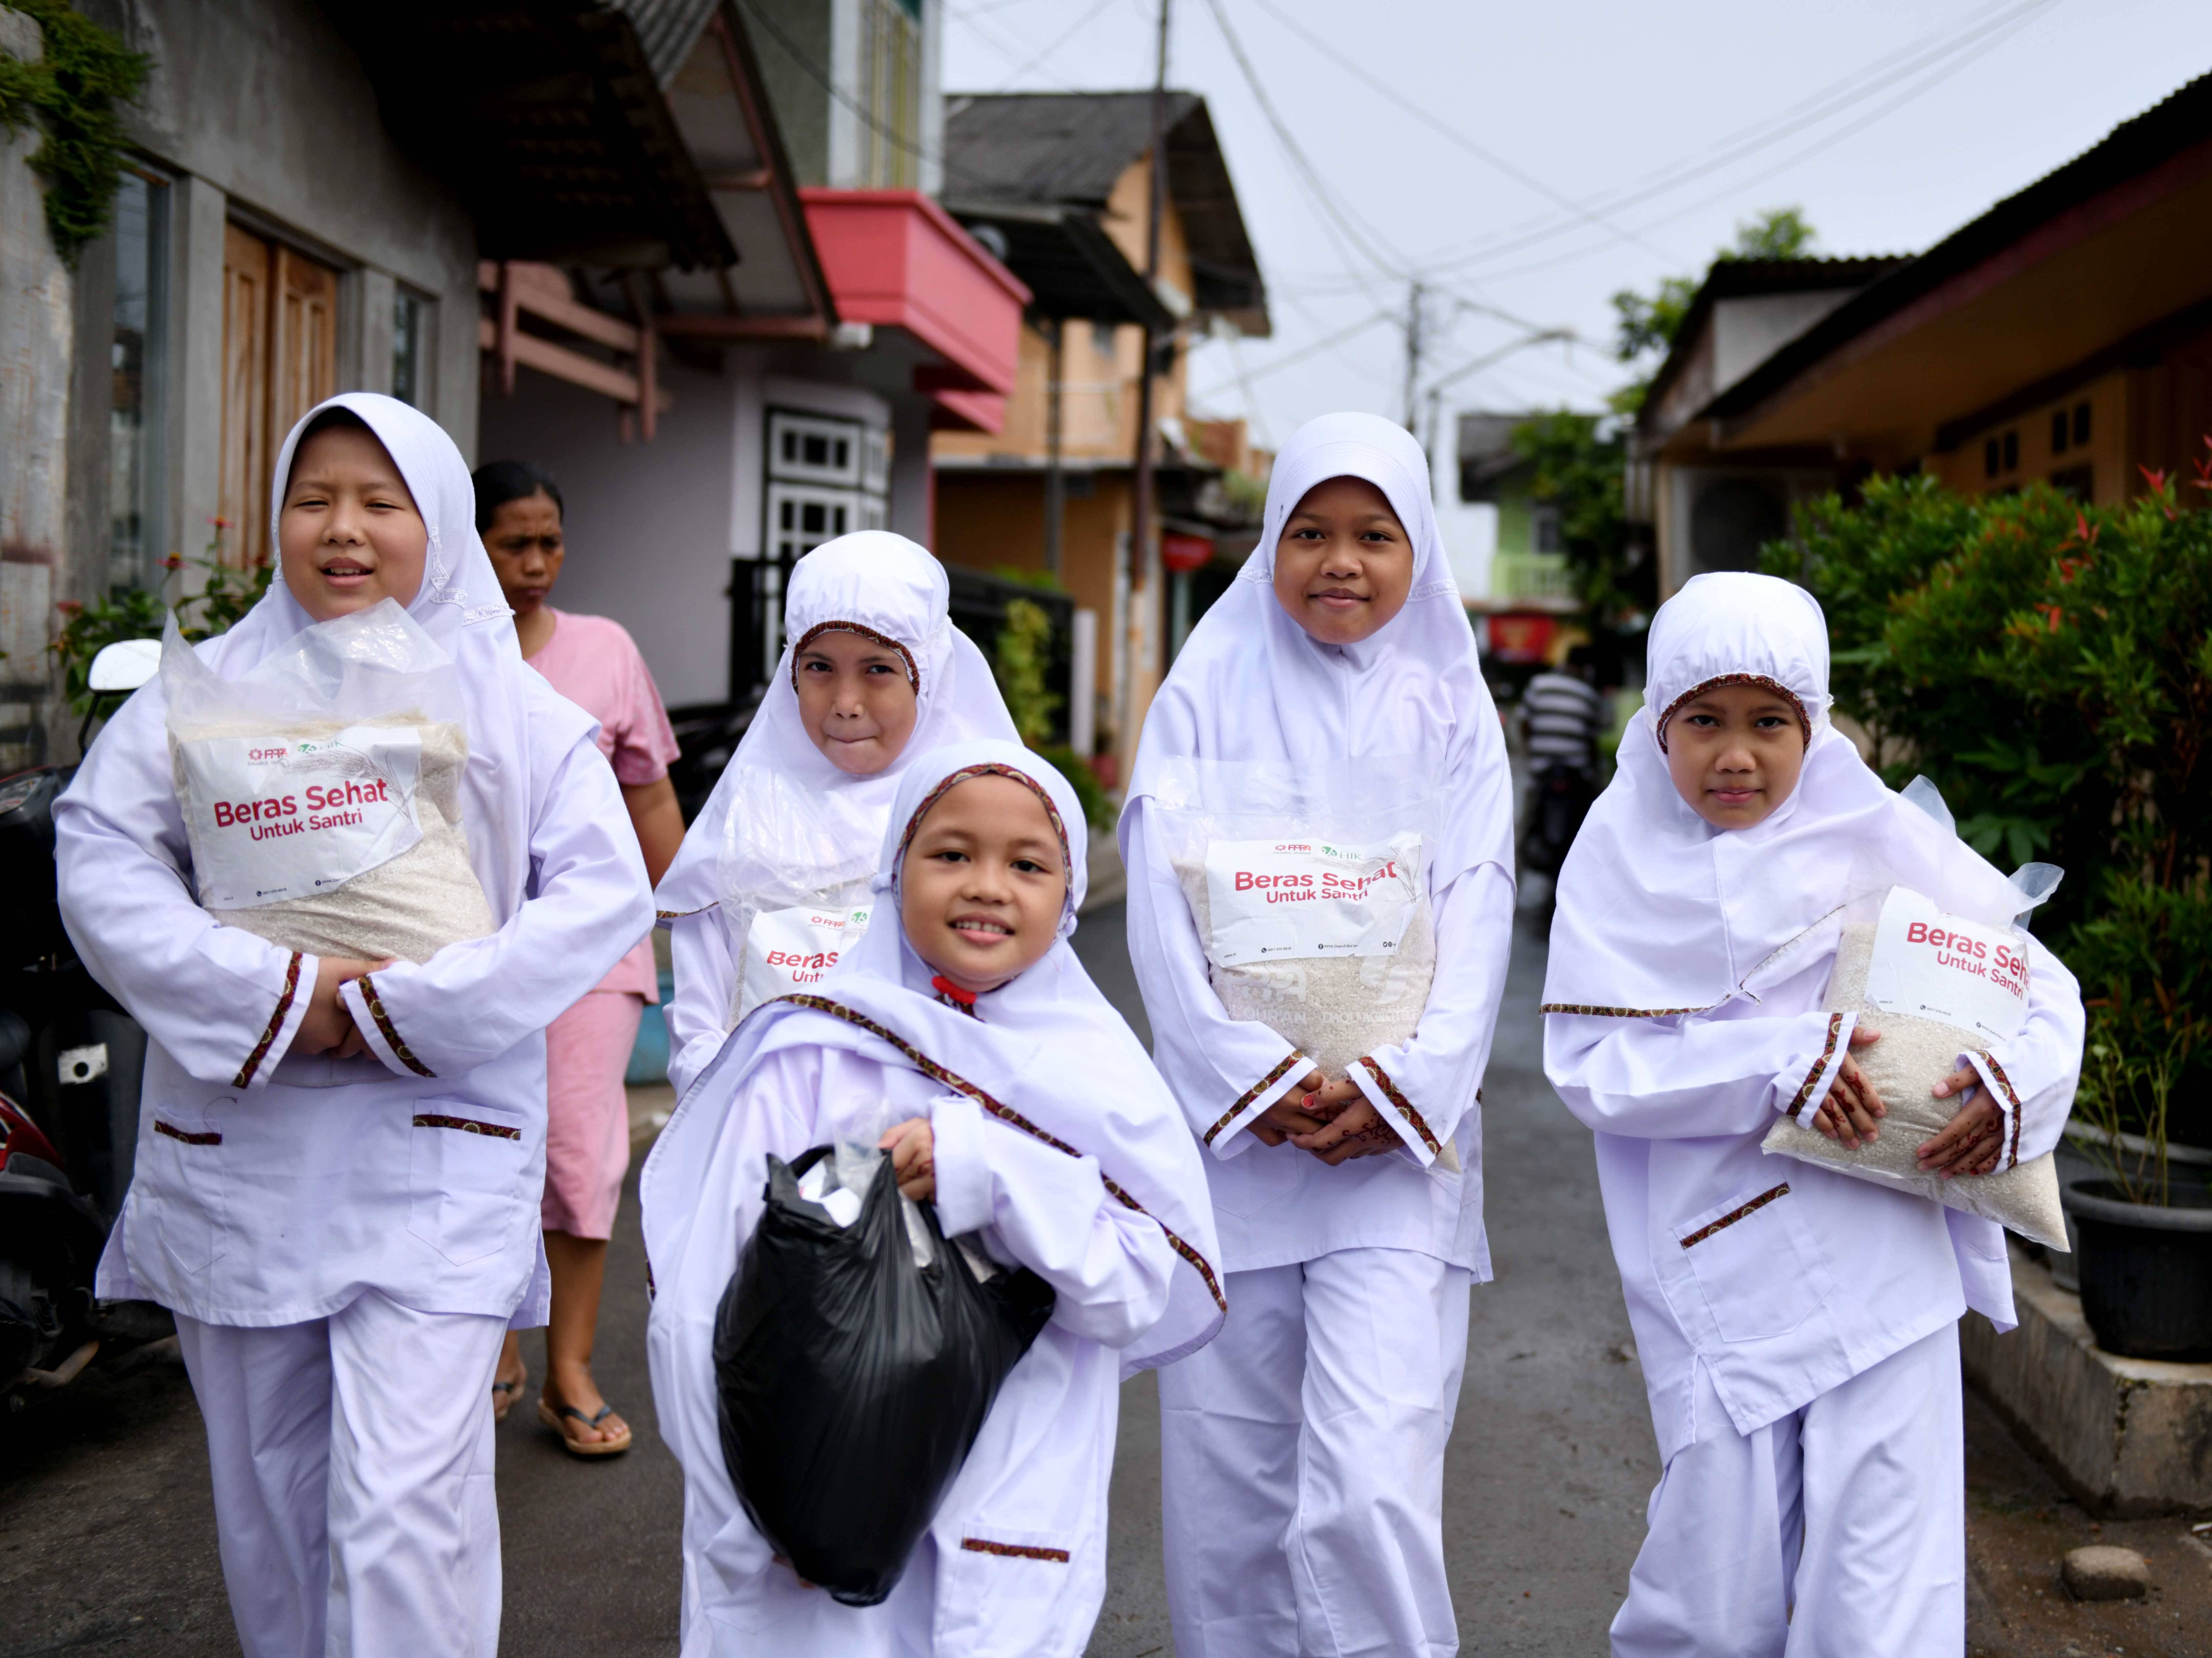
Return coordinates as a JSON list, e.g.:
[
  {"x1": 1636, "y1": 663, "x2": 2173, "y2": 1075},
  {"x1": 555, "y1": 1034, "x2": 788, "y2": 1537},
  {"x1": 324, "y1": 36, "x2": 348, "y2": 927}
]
[{"x1": 1, "y1": 906, "x2": 2205, "y2": 1656}]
